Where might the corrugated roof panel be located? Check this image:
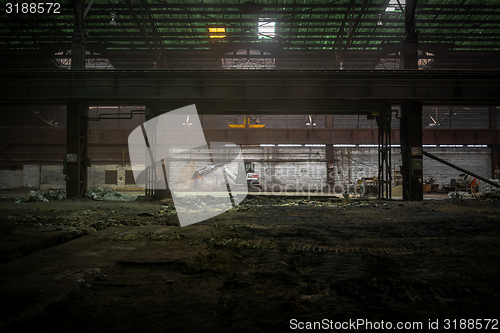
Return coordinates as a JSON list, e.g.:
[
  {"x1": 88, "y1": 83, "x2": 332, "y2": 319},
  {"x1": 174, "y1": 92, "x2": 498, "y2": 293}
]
[{"x1": 0, "y1": 0, "x2": 499, "y2": 68}]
